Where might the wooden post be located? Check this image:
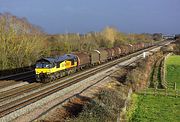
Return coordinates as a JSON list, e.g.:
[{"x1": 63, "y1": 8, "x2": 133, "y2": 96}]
[
  {"x1": 174, "y1": 82, "x2": 176, "y2": 90},
  {"x1": 154, "y1": 86, "x2": 157, "y2": 96},
  {"x1": 177, "y1": 90, "x2": 179, "y2": 98},
  {"x1": 164, "y1": 57, "x2": 166, "y2": 84},
  {"x1": 144, "y1": 89, "x2": 147, "y2": 96},
  {"x1": 155, "y1": 82, "x2": 158, "y2": 96},
  {"x1": 174, "y1": 82, "x2": 177, "y2": 98},
  {"x1": 165, "y1": 88, "x2": 168, "y2": 96}
]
